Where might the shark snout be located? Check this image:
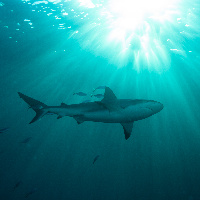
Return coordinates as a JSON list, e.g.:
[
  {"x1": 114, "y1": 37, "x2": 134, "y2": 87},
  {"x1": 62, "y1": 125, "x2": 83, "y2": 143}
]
[
  {"x1": 160, "y1": 102, "x2": 164, "y2": 110},
  {"x1": 146, "y1": 101, "x2": 164, "y2": 113},
  {"x1": 155, "y1": 101, "x2": 164, "y2": 113}
]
